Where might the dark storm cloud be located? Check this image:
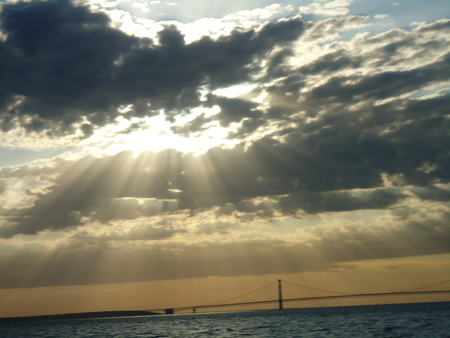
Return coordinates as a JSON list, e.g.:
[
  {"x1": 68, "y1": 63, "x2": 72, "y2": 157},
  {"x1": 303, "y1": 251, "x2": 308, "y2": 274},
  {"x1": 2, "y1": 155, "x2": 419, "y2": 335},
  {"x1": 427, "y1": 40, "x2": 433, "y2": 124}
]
[
  {"x1": 0, "y1": 0, "x2": 138, "y2": 133},
  {"x1": 171, "y1": 94, "x2": 266, "y2": 137},
  {"x1": 259, "y1": 18, "x2": 450, "y2": 119},
  {"x1": 259, "y1": 52, "x2": 449, "y2": 126},
  {"x1": 1, "y1": 4, "x2": 449, "y2": 240},
  {"x1": 307, "y1": 53, "x2": 450, "y2": 105},
  {"x1": 278, "y1": 189, "x2": 405, "y2": 215},
  {"x1": 411, "y1": 186, "x2": 450, "y2": 202},
  {"x1": 2, "y1": 83, "x2": 450, "y2": 237},
  {"x1": 242, "y1": 20, "x2": 450, "y2": 194},
  {"x1": 0, "y1": 0, "x2": 305, "y2": 135},
  {"x1": 170, "y1": 94, "x2": 264, "y2": 135},
  {"x1": 269, "y1": 95, "x2": 450, "y2": 192},
  {"x1": 205, "y1": 94, "x2": 263, "y2": 127},
  {"x1": 0, "y1": 132, "x2": 431, "y2": 238},
  {"x1": 1, "y1": 84, "x2": 450, "y2": 237},
  {"x1": 297, "y1": 50, "x2": 363, "y2": 76}
]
